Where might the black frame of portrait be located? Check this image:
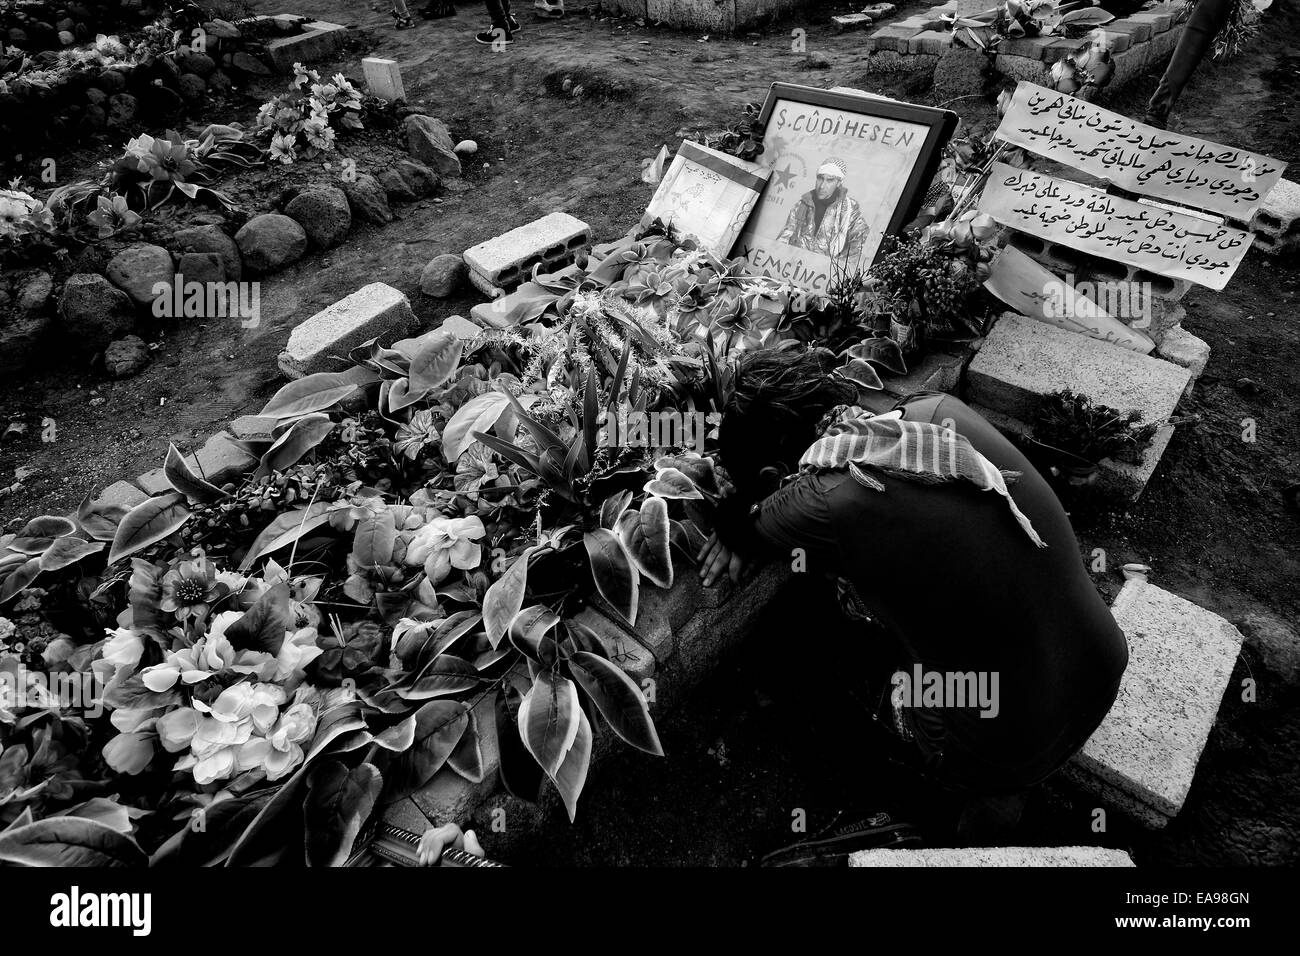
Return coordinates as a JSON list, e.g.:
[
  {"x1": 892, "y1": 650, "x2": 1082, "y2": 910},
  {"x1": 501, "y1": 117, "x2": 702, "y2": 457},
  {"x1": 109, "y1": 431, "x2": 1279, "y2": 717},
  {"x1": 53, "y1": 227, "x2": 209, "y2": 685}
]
[{"x1": 735, "y1": 82, "x2": 959, "y2": 267}]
